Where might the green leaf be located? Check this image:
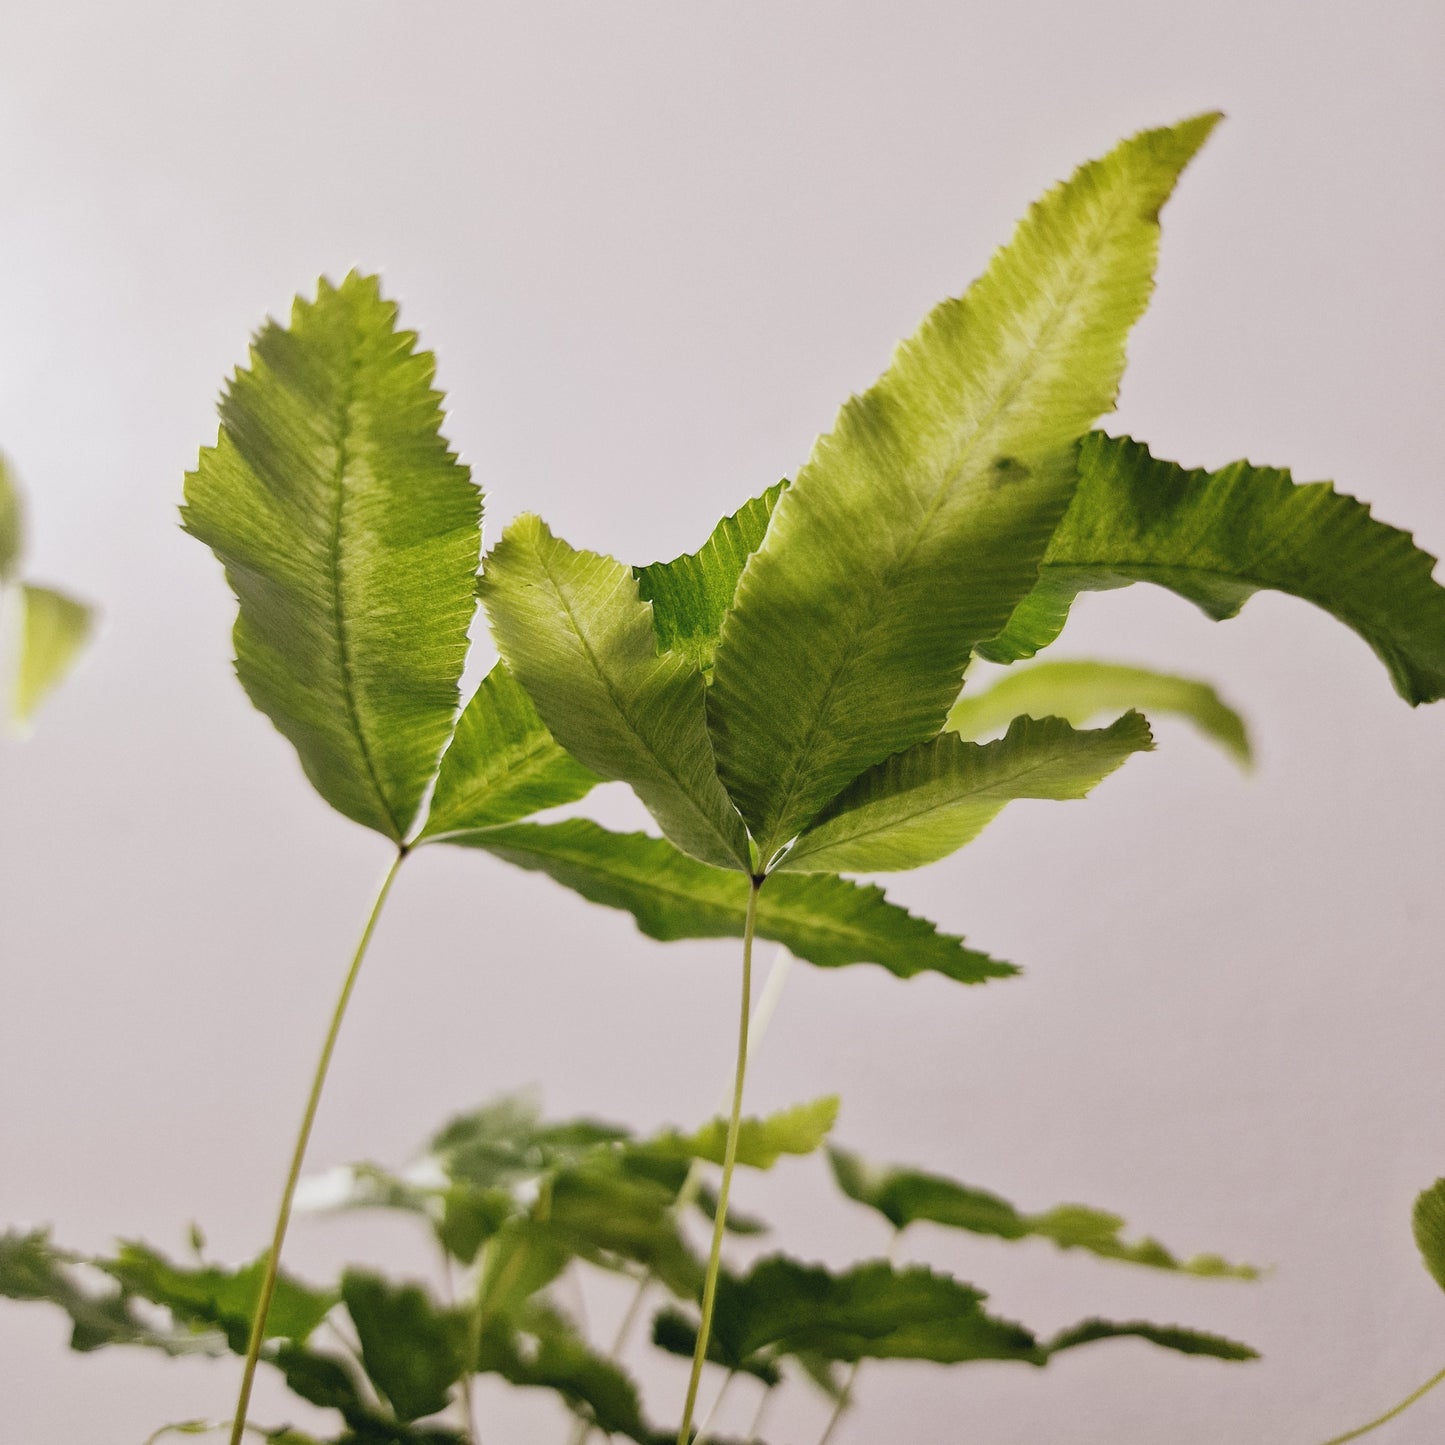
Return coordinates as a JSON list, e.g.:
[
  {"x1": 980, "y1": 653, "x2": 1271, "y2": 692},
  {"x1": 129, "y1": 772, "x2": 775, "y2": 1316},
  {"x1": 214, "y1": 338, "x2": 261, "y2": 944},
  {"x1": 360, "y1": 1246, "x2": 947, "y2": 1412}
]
[
  {"x1": 645, "y1": 1097, "x2": 840, "y2": 1170},
  {"x1": 181, "y1": 272, "x2": 482, "y2": 840},
  {"x1": 13, "y1": 583, "x2": 93, "y2": 725},
  {"x1": 418, "y1": 660, "x2": 599, "y2": 841},
  {"x1": 633, "y1": 481, "x2": 787, "y2": 673},
  {"x1": 827, "y1": 1148, "x2": 1258, "y2": 1278},
  {"x1": 948, "y1": 658, "x2": 1250, "y2": 765},
  {"x1": 481, "y1": 515, "x2": 750, "y2": 869},
  {"x1": 1046, "y1": 1317, "x2": 1257, "y2": 1362},
  {"x1": 980, "y1": 433, "x2": 1445, "y2": 706},
  {"x1": 545, "y1": 1155, "x2": 704, "y2": 1300},
  {"x1": 104, "y1": 1242, "x2": 336, "y2": 1353},
  {"x1": 0, "y1": 454, "x2": 21, "y2": 582},
  {"x1": 1413, "y1": 1179, "x2": 1445, "y2": 1293},
  {"x1": 340, "y1": 1271, "x2": 471, "y2": 1422},
  {"x1": 476, "y1": 1307, "x2": 654, "y2": 1443},
  {"x1": 657, "y1": 1257, "x2": 1042, "y2": 1371},
  {"x1": 783, "y1": 712, "x2": 1153, "y2": 873},
  {"x1": 706, "y1": 116, "x2": 1219, "y2": 861},
  {"x1": 461, "y1": 818, "x2": 1015, "y2": 983},
  {"x1": 0, "y1": 1229, "x2": 206, "y2": 1356}
]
